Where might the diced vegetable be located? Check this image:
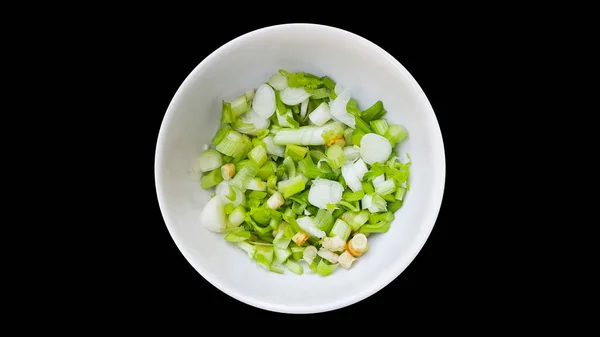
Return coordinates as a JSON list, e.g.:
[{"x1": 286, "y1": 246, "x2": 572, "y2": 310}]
[{"x1": 196, "y1": 69, "x2": 411, "y2": 276}]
